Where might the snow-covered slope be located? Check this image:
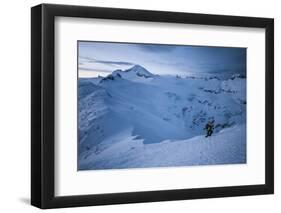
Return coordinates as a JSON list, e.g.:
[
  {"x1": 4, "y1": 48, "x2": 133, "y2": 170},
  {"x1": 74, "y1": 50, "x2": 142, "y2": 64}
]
[
  {"x1": 78, "y1": 65, "x2": 246, "y2": 170},
  {"x1": 79, "y1": 124, "x2": 246, "y2": 170}
]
